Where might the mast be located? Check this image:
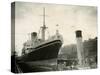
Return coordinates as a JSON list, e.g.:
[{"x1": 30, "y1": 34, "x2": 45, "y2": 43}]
[
  {"x1": 41, "y1": 8, "x2": 47, "y2": 41},
  {"x1": 56, "y1": 24, "x2": 59, "y2": 35},
  {"x1": 43, "y1": 8, "x2": 45, "y2": 26}
]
